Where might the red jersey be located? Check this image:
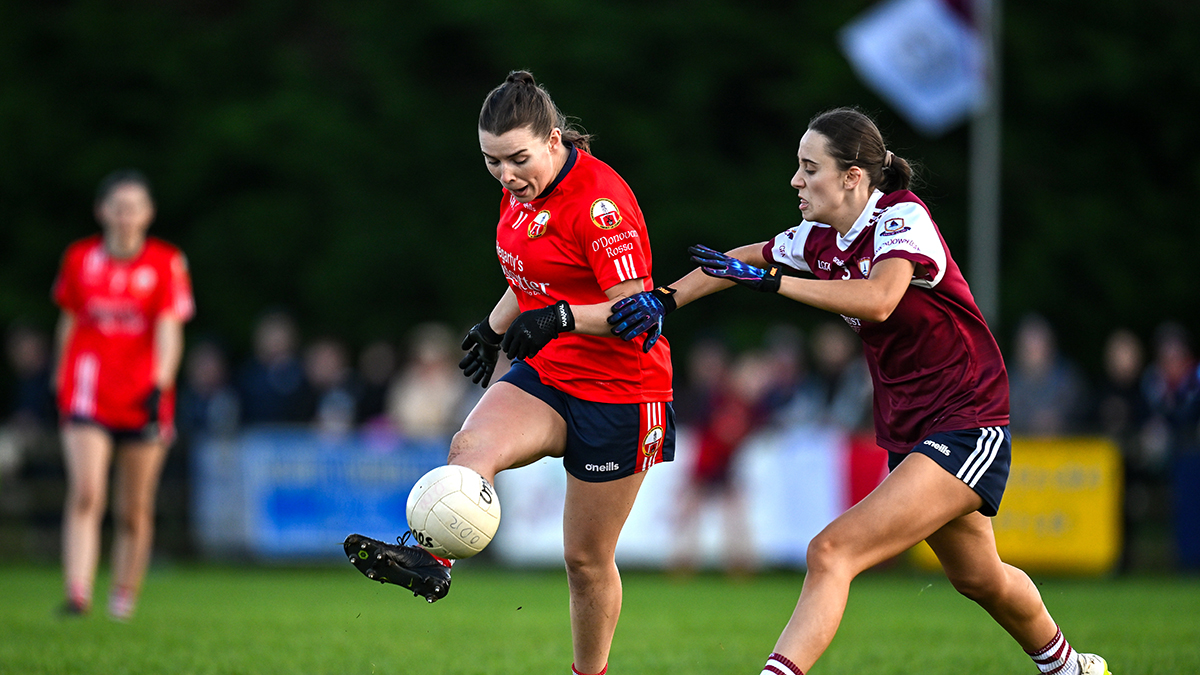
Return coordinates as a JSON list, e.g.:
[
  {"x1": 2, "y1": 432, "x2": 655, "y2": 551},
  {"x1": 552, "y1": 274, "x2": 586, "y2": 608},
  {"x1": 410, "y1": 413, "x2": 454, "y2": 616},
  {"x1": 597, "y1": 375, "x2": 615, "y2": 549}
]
[
  {"x1": 53, "y1": 235, "x2": 195, "y2": 429},
  {"x1": 763, "y1": 190, "x2": 1009, "y2": 453},
  {"x1": 494, "y1": 146, "x2": 672, "y2": 403}
]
